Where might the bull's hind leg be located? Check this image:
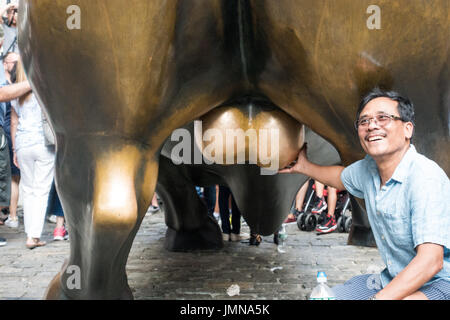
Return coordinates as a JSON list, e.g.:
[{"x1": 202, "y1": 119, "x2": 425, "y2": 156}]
[
  {"x1": 157, "y1": 156, "x2": 223, "y2": 252},
  {"x1": 44, "y1": 136, "x2": 158, "y2": 300}
]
